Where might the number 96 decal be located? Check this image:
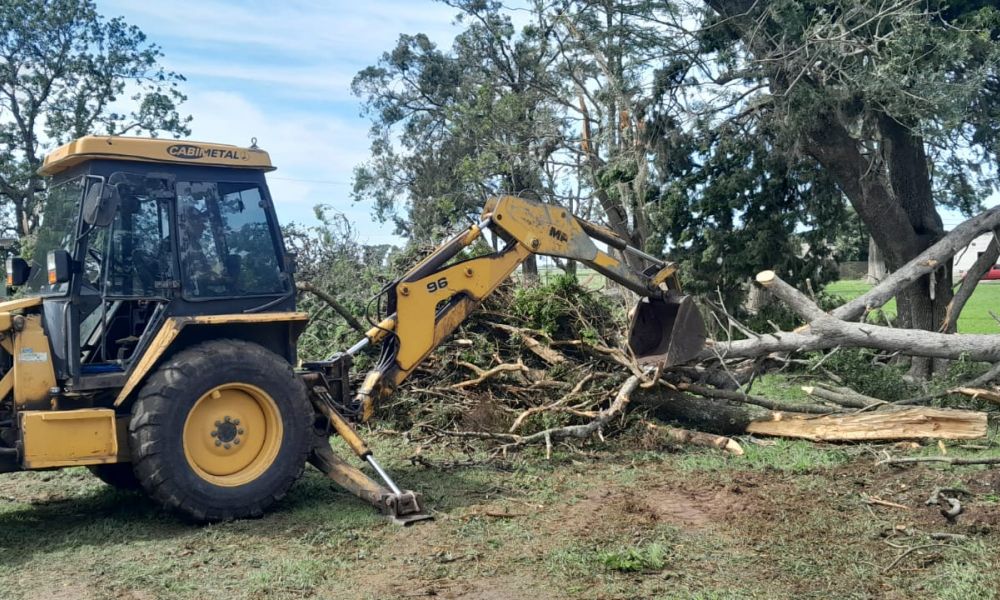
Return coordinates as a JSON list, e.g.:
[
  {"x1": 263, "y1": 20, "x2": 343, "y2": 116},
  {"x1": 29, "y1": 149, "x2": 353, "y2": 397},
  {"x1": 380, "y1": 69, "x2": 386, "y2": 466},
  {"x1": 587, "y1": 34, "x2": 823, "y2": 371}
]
[{"x1": 426, "y1": 277, "x2": 449, "y2": 293}]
